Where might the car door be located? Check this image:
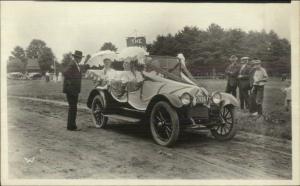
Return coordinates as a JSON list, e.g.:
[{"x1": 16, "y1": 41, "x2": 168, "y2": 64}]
[{"x1": 127, "y1": 76, "x2": 165, "y2": 111}]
